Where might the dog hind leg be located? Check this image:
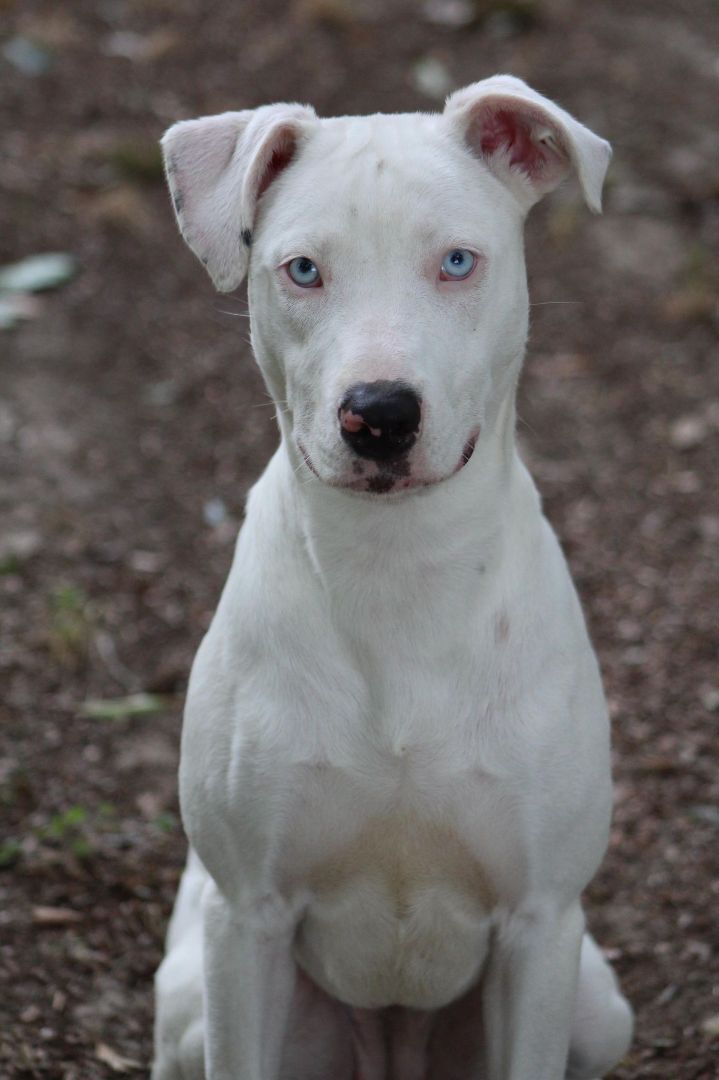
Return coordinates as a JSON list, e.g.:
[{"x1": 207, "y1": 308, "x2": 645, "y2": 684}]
[{"x1": 565, "y1": 934, "x2": 633, "y2": 1080}]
